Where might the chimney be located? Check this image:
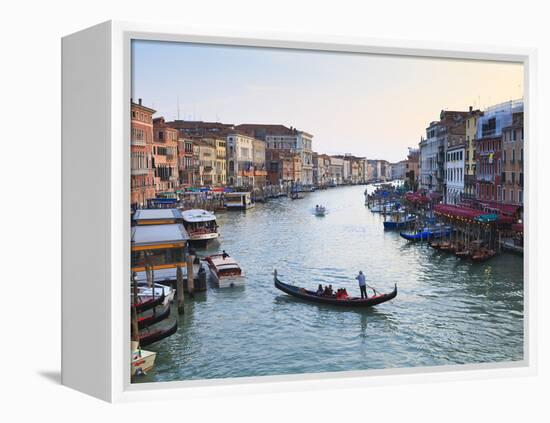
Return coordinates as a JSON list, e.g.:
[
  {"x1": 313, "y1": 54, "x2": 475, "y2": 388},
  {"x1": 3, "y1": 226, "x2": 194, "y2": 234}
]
[{"x1": 138, "y1": 98, "x2": 142, "y2": 105}]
